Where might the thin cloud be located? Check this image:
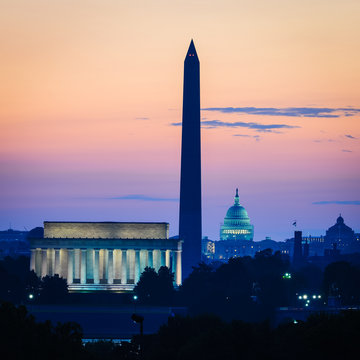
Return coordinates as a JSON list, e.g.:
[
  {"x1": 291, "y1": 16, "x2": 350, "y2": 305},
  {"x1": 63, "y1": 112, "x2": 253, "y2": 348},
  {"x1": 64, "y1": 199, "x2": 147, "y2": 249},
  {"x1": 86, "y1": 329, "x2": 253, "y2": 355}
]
[
  {"x1": 234, "y1": 134, "x2": 261, "y2": 141},
  {"x1": 135, "y1": 117, "x2": 150, "y2": 120},
  {"x1": 255, "y1": 129, "x2": 283, "y2": 134},
  {"x1": 342, "y1": 149, "x2": 353, "y2": 153},
  {"x1": 202, "y1": 107, "x2": 360, "y2": 118},
  {"x1": 171, "y1": 120, "x2": 299, "y2": 132},
  {"x1": 313, "y1": 200, "x2": 360, "y2": 205},
  {"x1": 109, "y1": 194, "x2": 179, "y2": 202},
  {"x1": 313, "y1": 139, "x2": 335, "y2": 143},
  {"x1": 345, "y1": 134, "x2": 357, "y2": 139}
]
